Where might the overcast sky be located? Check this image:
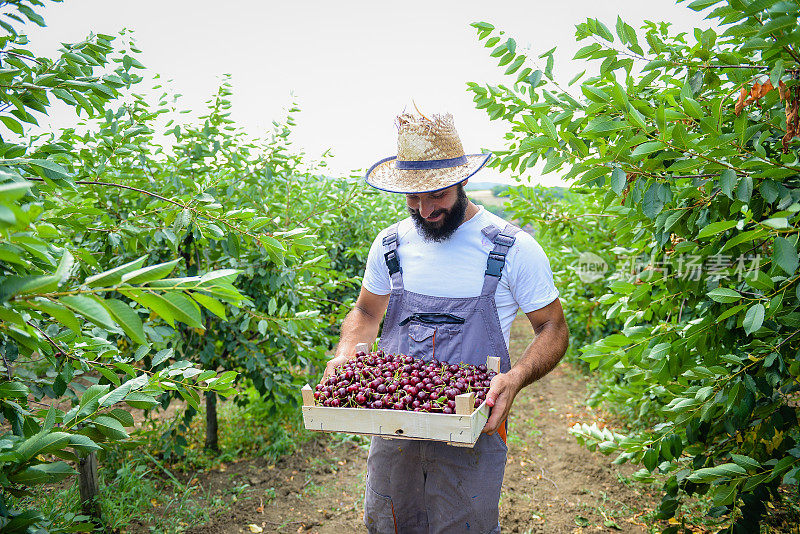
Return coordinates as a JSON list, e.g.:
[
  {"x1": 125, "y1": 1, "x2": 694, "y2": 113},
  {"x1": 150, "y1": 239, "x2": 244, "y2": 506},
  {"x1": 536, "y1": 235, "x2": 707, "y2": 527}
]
[{"x1": 27, "y1": 0, "x2": 711, "y2": 187}]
